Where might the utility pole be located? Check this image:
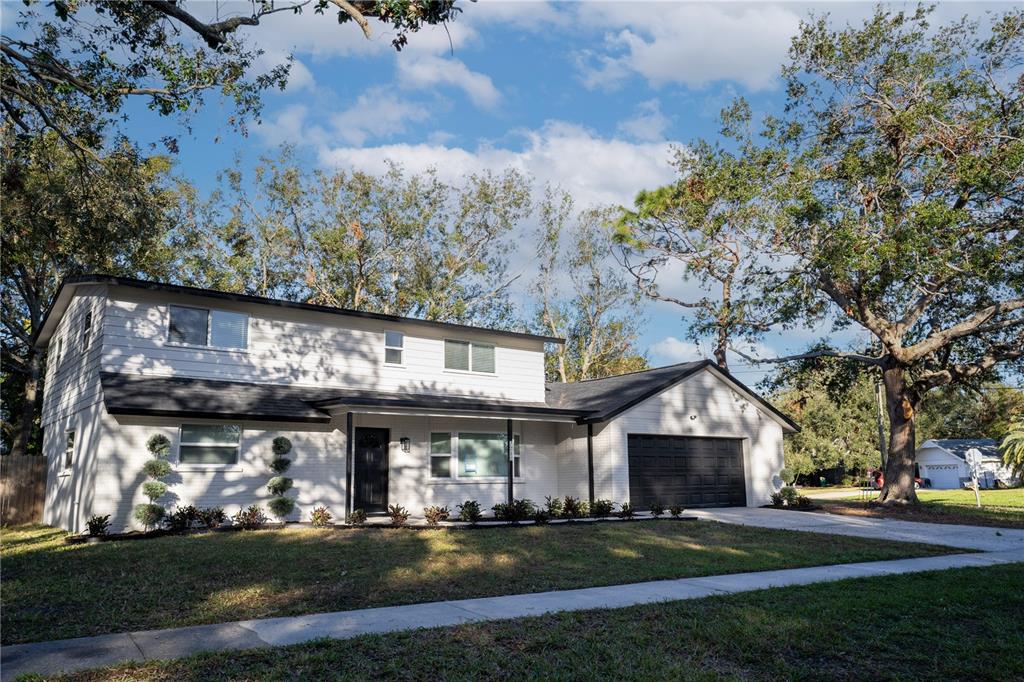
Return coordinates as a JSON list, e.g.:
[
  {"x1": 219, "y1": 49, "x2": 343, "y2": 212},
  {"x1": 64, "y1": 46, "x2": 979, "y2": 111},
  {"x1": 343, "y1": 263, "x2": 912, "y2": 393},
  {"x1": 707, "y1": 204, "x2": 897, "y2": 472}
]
[{"x1": 874, "y1": 379, "x2": 887, "y2": 472}]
